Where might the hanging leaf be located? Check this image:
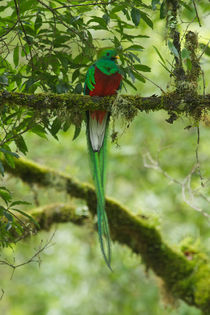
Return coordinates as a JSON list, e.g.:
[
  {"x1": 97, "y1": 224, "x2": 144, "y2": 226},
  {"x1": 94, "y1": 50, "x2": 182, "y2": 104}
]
[
  {"x1": 0, "y1": 187, "x2": 12, "y2": 204},
  {"x1": 35, "y1": 14, "x2": 42, "y2": 32},
  {"x1": 168, "y1": 40, "x2": 179, "y2": 58},
  {"x1": 131, "y1": 8, "x2": 141, "y2": 26},
  {"x1": 139, "y1": 11, "x2": 153, "y2": 29},
  {"x1": 30, "y1": 124, "x2": 47, "y2": 138},
  {"x1": 50, "y1": 117, "x2": 62, "y2": 139},
  {"x1": 160, "y1": 0, "x2": 167, "y2": 19},
  {"x1": 13, "y1": 46, "x2": 19, "y2": 67},
  {"x1": 15, "y1": 135, "x2": 28, "y2": 155},
  {"x1": 73, "y1": 125, "x2": 81, "y2": 141}
]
